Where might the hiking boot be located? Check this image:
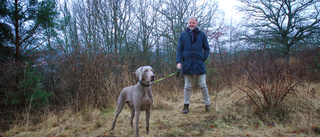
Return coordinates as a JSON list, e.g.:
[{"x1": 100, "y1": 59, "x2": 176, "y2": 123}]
[
  {"x1": 205, "y1": 105, "x2": 210, "y2": 112},
  {"x1": 182, "y1": 104, "x2": 189, "y2": 114}
]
